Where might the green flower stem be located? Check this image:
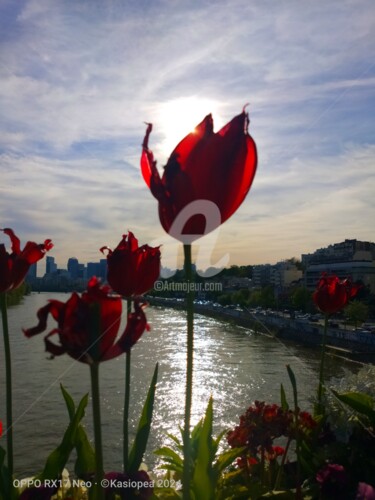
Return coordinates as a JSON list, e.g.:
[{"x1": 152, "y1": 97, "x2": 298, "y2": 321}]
[
  {"x1": 0, "y1": 292, "x2": 13, "y2": 483},
  {"x1": 183, "y1": 244, "x2": 194, "y2": 500},
  {"x1": 90, "y1": 362, "x2": 104, "y2": 500},
  {"x1": 274, "y1": 436, "x2": 292, "y2": 490},
  {"x1": 123, "y1": 299, "x2": 132, "y2": 472},
  {"x1": 316, "y1": 314, "x2": 329, "y2": 415}
]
